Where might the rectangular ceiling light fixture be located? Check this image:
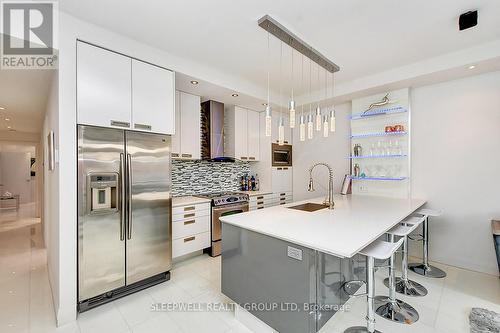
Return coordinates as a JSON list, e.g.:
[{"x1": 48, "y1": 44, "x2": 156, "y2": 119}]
[{"x1": 258, "y1": 15, "x2": 340, "y2": 73}]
